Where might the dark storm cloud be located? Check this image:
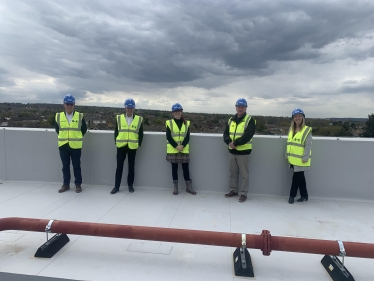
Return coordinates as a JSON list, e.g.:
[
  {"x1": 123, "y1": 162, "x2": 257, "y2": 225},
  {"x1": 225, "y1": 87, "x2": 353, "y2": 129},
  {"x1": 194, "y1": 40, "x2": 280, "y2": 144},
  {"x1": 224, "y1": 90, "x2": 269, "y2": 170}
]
[
  {"x1": 207, "y1": 92, "x2": 228, "y2": 98},
  {"x1": 0, "y1": 67, "x2": 15, "y2": 87},
  {"x1": 3, "y1": 1, "x2": 374, "y2": 84},
  {"x1": 0, "y1": 77, "x2": 15, "y2": 88},
  {"x1": 0, "y1": 0, "x2": 374, "y2": 110},
  {"x1": 341, "y1": 79, "x2": 374, "y2": 94}
]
